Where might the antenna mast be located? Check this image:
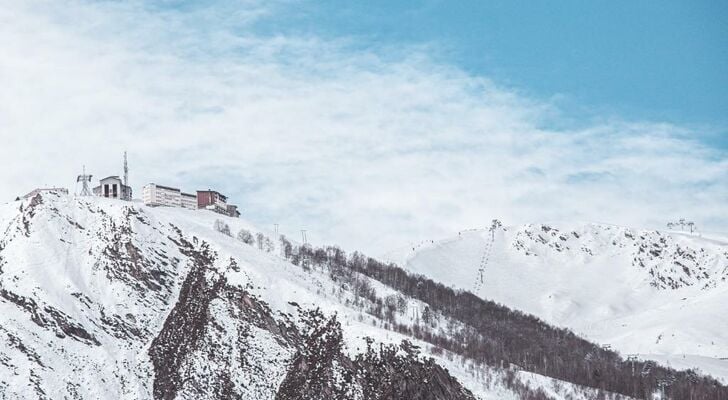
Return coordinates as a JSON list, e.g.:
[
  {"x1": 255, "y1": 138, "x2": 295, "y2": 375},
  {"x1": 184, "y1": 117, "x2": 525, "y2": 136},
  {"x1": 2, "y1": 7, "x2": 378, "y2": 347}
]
[
  {"x1": 77, "y1": 166, "x2": 93, "y2": 196},
  {"x1": 123, "y1": 151, "x2": 129, "y2": 189},
  {"x1": 122, "y1": 151, "x2": 131, "y2": 201}
]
